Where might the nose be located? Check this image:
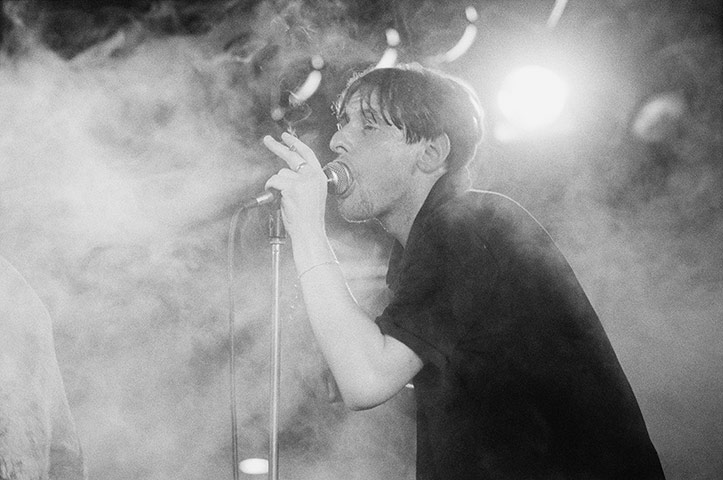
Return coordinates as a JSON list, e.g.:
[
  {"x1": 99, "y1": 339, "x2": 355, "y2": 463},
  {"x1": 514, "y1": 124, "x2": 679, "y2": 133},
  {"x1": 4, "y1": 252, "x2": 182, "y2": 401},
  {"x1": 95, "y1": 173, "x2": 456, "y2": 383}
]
[{"x1": 329, "y1": 128, "x2": 348, "y2": 155}]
